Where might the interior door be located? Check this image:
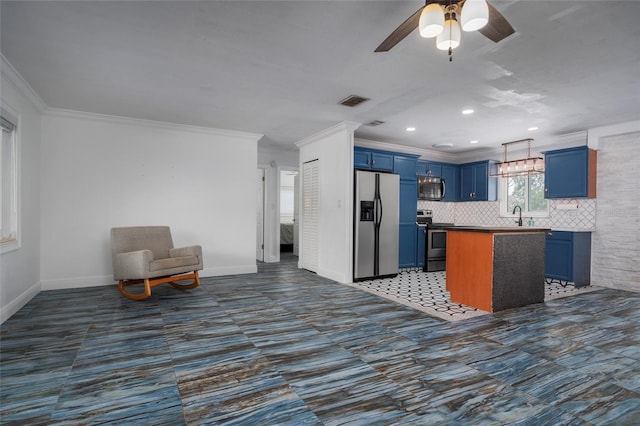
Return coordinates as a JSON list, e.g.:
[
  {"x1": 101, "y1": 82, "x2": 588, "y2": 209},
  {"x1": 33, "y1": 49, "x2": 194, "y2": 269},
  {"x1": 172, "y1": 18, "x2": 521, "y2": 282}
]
[
  {"x1": 256, "y1": 168, "x2": 265, "y2": 261},
  {"x1": 293, "y1": 173, "x2": 300, "y2": 256},
  {"x1": 301, "y1": 160, "x2": 319, "y2": 272}
]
